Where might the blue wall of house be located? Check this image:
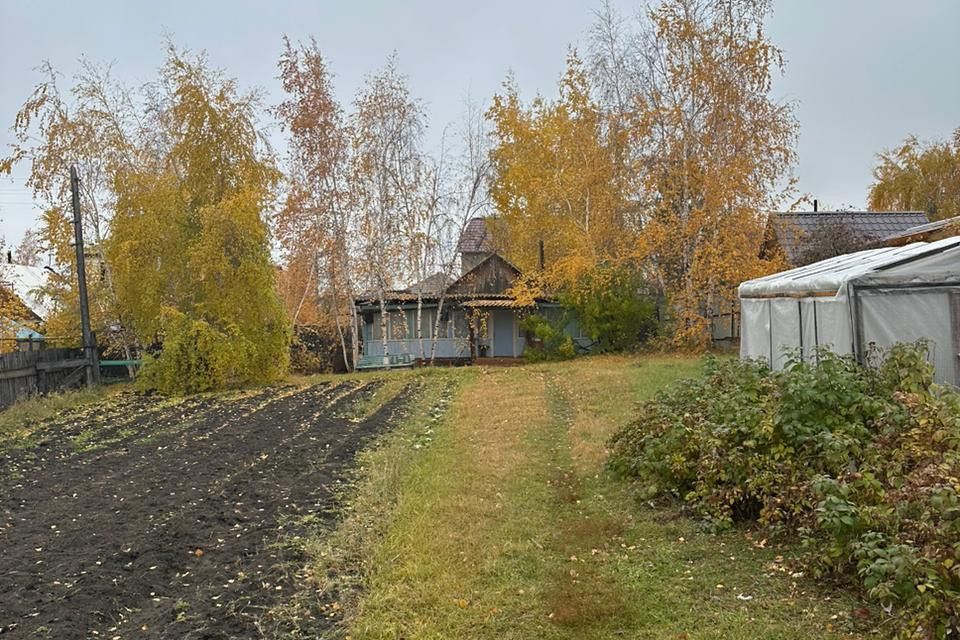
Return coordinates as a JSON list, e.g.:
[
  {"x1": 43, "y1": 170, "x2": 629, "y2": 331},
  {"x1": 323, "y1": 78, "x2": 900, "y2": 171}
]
[{"x1": 360, "y1": 304, "x2": 589, "y2": 360}]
